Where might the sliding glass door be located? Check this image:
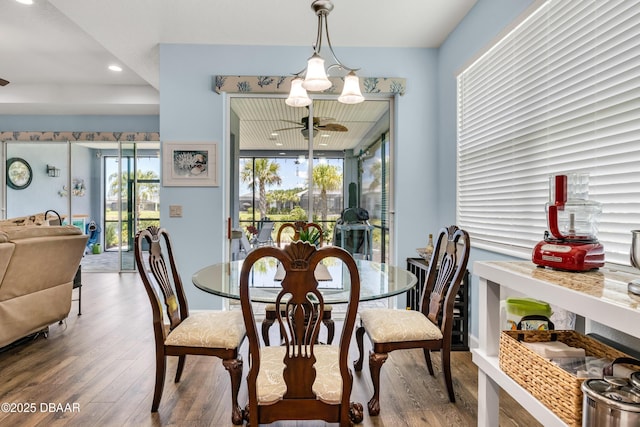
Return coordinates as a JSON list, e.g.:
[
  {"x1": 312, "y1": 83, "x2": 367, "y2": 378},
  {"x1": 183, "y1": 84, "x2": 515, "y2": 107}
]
[{"x1": 228, "y1": 96, "x2": 393, "y2": 263}]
